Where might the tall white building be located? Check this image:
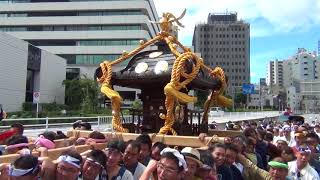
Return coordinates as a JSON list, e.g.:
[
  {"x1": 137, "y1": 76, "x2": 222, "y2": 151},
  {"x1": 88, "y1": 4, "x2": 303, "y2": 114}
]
[
  {"x1": 266, "y1": 59, "x2": 284, "y2": 87},
  {"x1": 0, "y1": 32, "x2": 66, "y2": 112},
  {"x1": 0, "y1": 0, "x2": 159, "y2": 77},
  {"x1": 0, "y1": 0, "x2": 160, "y2": 102},
  {"x1": 281, "y1": 48, "x2": 320, "y2": 112},
  {"x1": 283, "y1": 48, "x2": 319, "y2": 88}
]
